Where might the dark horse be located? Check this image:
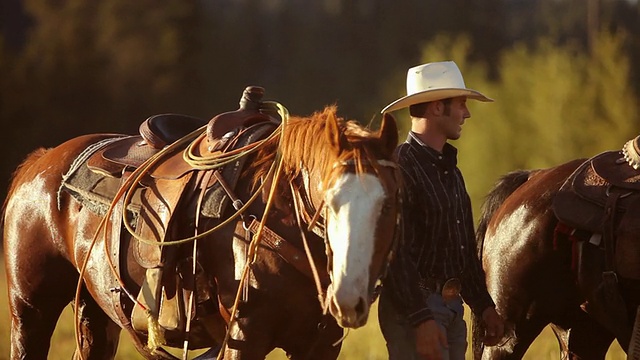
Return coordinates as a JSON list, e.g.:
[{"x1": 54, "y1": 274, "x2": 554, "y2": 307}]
[
  {"x1": 3, "y1": 87, "x2": 402, "y2": 359},
  {"x1": 472, "y1": 136, "x2": 640, "y2": 359}
]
